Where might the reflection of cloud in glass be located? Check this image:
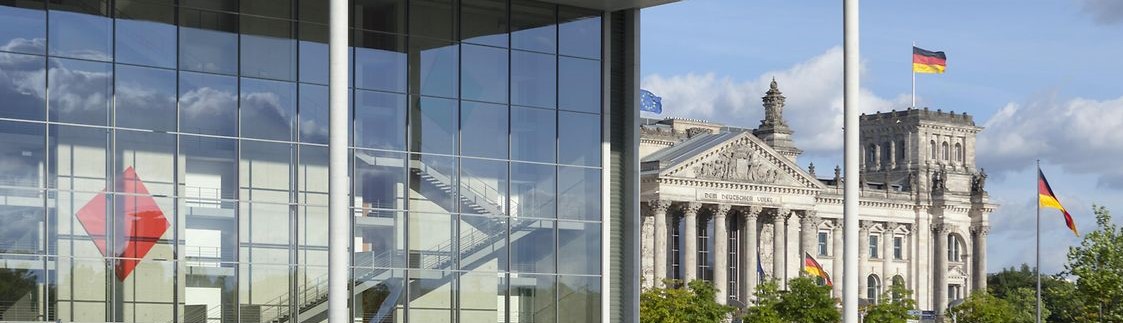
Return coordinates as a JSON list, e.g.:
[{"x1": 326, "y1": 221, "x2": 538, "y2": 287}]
[
  {"x1": 240, "y1": 87, "x2": 294, "y2": 140},
  {"x1": 0, "y1": 38, "x2": 46, "y2": 54},
  {"x1": 47, "y1": 58, "x2": 111, "y2": 122},
  {"x1": 180, "y1": 87, "x2": 237, "y2": 119}
]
